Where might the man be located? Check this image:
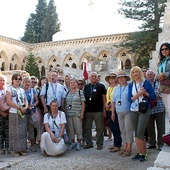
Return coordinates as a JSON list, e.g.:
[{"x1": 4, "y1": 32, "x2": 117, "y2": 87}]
[
  {"x1": 58, "y1": 76, "x2": 67, "y2": 93},
  {"x1": 146, "y1": 70, "x2": 165, "y2": 150},
  {"x1": 40, "y1": 70, "x2": 66, "y2": 113},
  {"x1": 83, "y1": 72, "x2": 106, "y2": 150}
]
